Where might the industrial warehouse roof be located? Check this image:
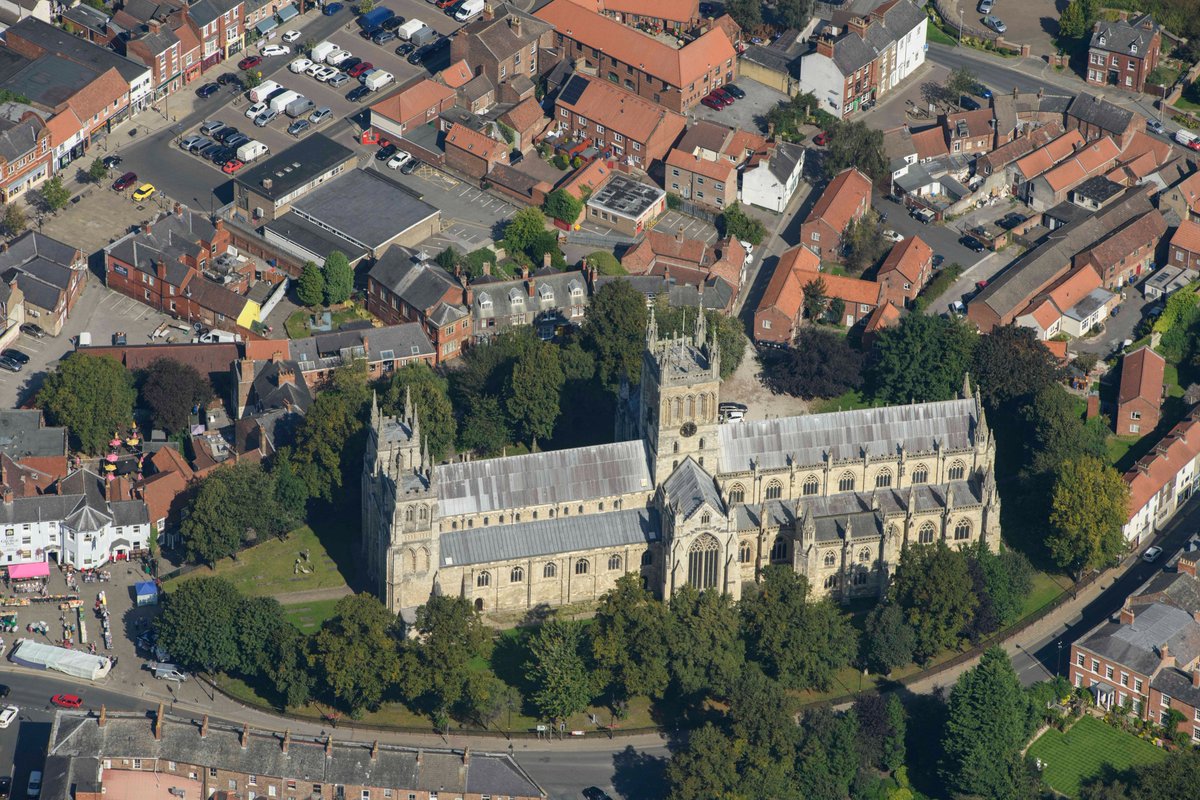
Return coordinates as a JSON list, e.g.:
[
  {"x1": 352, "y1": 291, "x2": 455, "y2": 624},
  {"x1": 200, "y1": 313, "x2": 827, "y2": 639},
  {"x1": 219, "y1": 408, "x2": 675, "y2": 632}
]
[{"x1": 440, "y1": 508, "x2": 658, "y2": 567}]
